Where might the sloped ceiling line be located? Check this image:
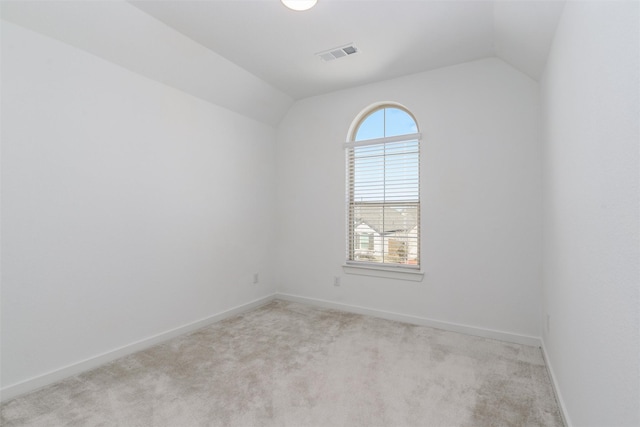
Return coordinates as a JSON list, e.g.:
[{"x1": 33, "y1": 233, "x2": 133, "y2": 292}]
[{"x1": 1, "y1": 0, "x2": 565, "y2": 125}]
